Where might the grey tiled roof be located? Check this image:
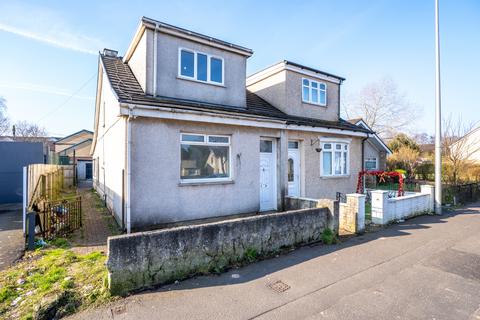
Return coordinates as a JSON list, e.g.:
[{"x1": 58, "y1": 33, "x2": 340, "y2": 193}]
[{"x1": 100, "y1": 54, "x2": 371, "y2": 134}]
